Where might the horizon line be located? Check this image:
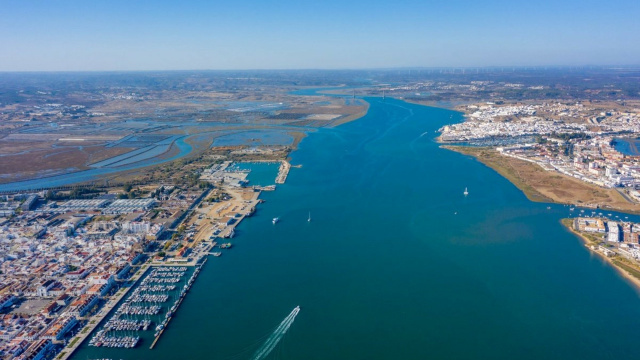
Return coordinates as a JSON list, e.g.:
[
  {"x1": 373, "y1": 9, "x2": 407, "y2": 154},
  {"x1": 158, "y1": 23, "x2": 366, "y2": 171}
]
[{"x1": 1, "y1": 64, "x2": 640, "y2": 74}]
